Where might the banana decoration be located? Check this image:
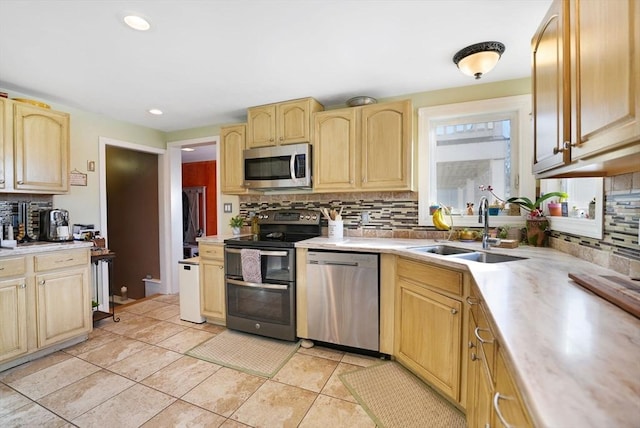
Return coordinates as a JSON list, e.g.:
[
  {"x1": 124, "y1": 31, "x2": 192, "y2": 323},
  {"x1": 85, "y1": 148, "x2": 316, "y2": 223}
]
[{"x1": 432, "y1": 207, "x2": 451, "y2": 231}]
